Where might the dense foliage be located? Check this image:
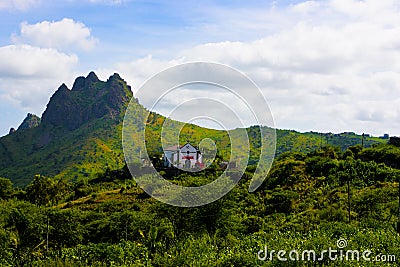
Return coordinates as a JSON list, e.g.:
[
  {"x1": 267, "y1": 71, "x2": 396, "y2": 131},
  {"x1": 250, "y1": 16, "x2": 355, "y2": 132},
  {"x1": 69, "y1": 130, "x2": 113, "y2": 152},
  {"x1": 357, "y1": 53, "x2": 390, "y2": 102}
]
[{"x1": 0, "y1": 143, "x2": 399, "y2": 266}]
